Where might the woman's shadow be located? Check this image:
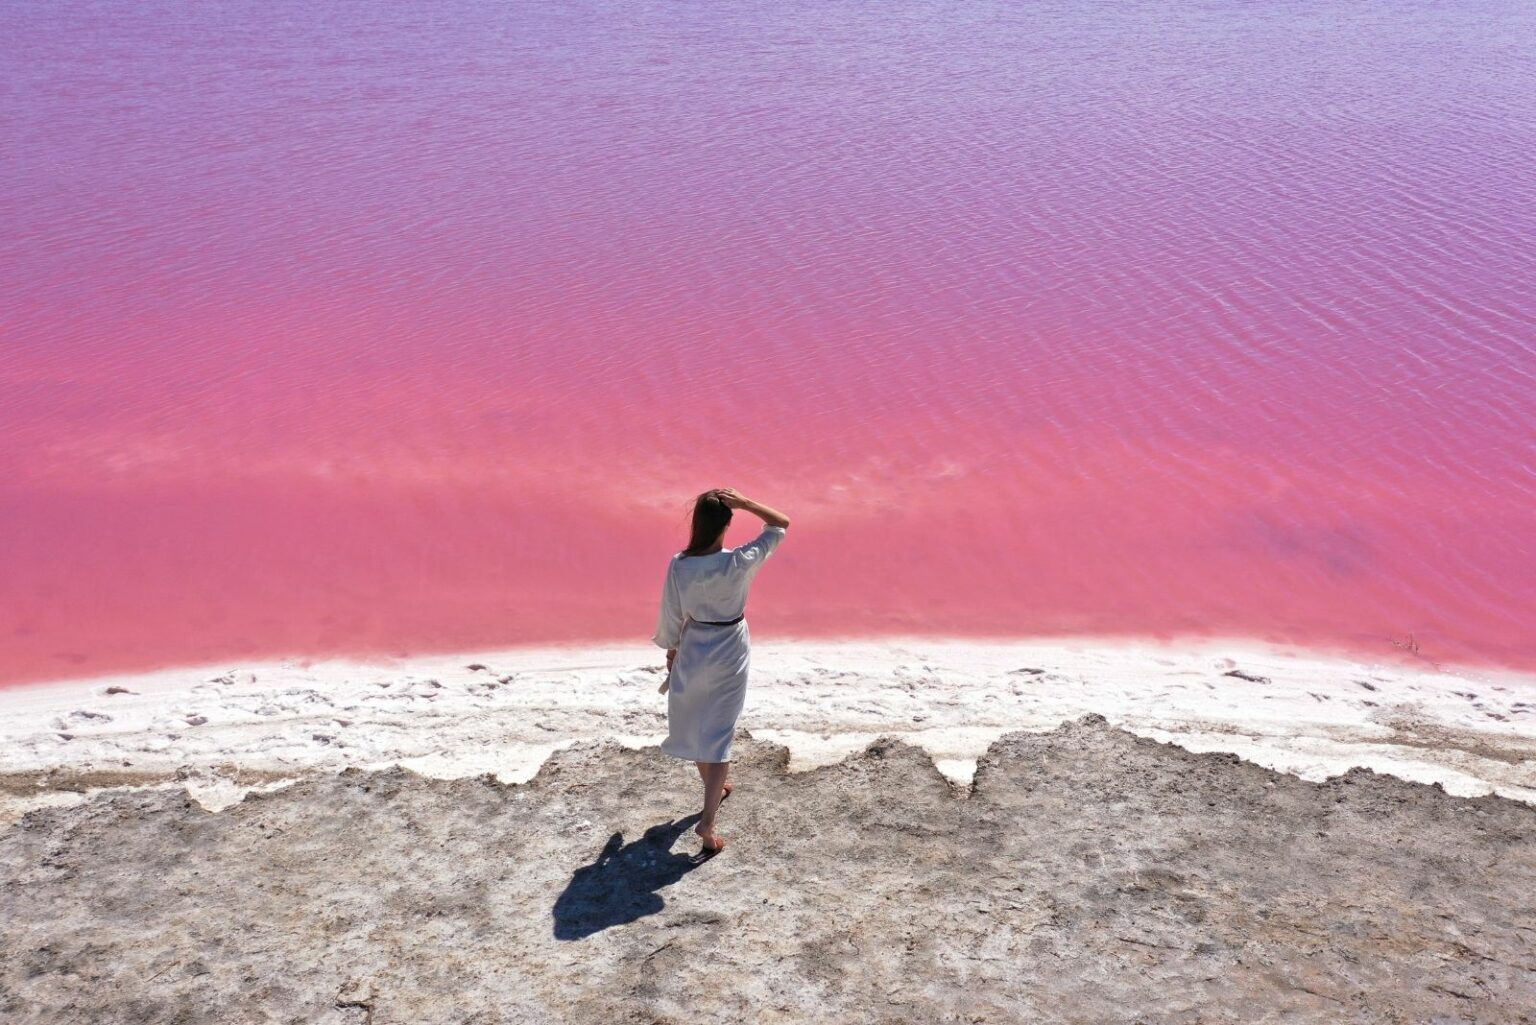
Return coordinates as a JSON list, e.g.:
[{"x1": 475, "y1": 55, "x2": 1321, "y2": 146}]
[{"x1": 552, "y1": 813, "x2": 716, "y2": 940}]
